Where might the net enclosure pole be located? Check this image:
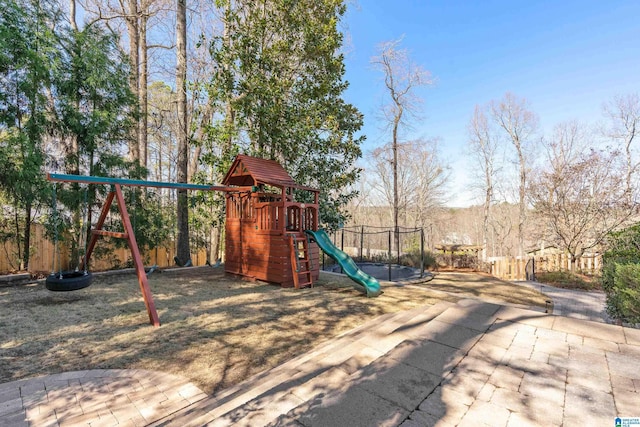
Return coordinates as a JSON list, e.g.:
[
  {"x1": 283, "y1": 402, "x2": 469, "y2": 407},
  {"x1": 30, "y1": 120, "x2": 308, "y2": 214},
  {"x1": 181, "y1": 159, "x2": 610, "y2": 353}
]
[
  {"x1": 420, "y1": 228, "x2": 425, "y2": 278},
  {"x1": 360, "y1": 226, "x2": 364, "y2": 263},
  {"x1": 388, "y1": 230, "x2": 392, "y2": 282}
]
